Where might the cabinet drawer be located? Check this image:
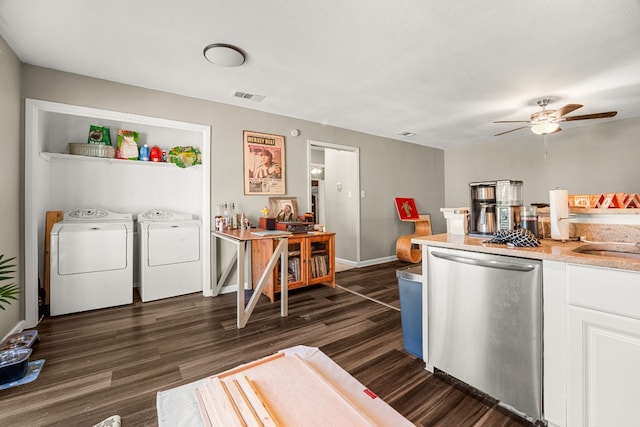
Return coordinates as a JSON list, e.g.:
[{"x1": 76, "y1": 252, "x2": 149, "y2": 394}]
[{"x1": 567, "y1": 264, "x2": 640, "y2": 319}]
